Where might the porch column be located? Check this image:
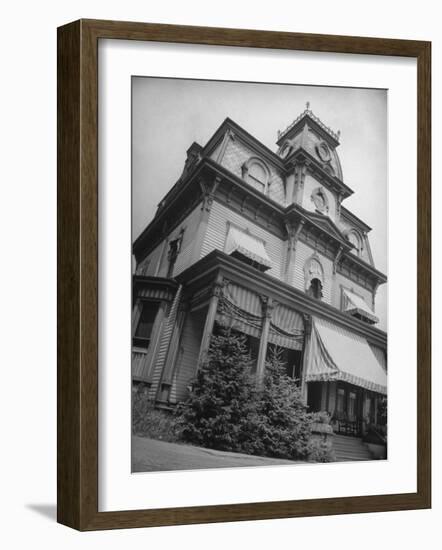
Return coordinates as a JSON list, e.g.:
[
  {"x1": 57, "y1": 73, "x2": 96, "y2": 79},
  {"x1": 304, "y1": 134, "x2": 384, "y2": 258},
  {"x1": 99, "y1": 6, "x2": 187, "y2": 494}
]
[
  {"x1": 256, "y1": 297, "x2": 274, "y2": 386},
  {"x1": 197, "y1": 277, "x2": 223, "y2": 367},
  {"x1": 300, "y1": 314, "x2": 312, "y2": 404},
  {"x1": 374, "y1": 394, "x2": 378, "y2": 425}
]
